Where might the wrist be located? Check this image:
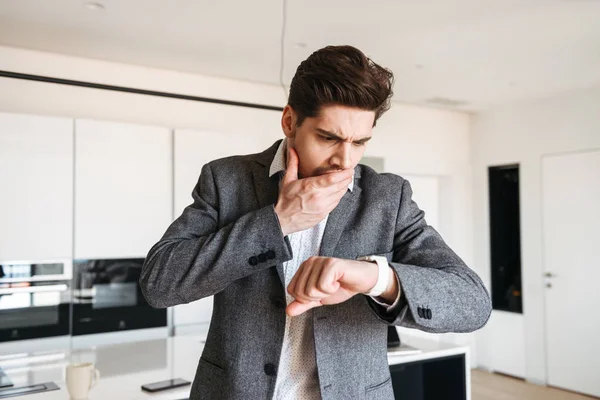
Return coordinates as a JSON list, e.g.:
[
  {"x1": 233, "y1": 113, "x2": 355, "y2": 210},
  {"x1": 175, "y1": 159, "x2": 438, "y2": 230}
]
[
  {"x1": 357, "y1": 256, "x2": 389, "y2": 297},
  {"x1": 273, "y1": 204, "x2": 290, "y2": 236},
  {"x1": 378, "y1": 267, "x2": 399, "y2": 304}
]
